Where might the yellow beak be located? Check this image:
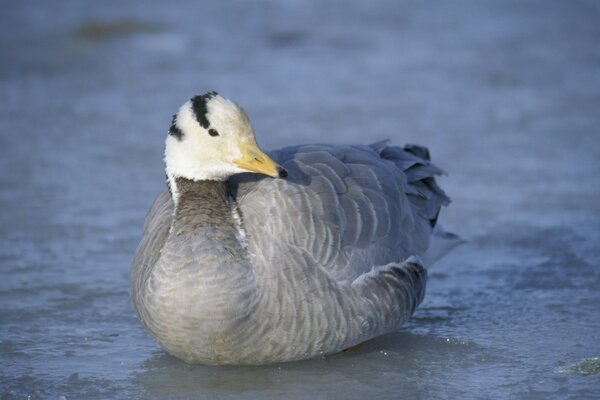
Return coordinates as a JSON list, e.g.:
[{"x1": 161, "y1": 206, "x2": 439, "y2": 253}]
[{"x1": 233, "y1": 140, "x2": 283, "y2": 178}]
